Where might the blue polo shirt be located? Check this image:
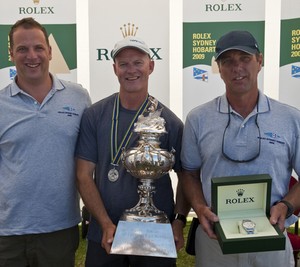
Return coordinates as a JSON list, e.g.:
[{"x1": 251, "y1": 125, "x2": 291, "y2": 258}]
[
  {"x1": 0, "y1": 75, "x2": 91, "y2": 235},
  {"x1": 181, "y1": 91, "x2": 300, "y2": 226}
]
